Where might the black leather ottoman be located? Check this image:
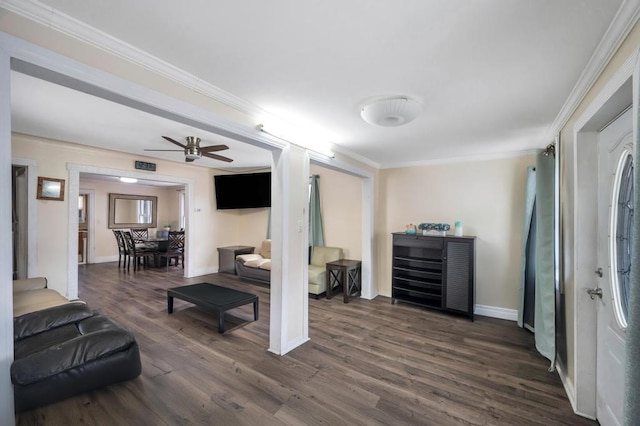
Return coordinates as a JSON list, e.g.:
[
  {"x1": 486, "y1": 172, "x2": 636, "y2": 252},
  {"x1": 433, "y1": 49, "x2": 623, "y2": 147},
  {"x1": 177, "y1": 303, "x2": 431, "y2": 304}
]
[{"x1": 11, "y1": 302, "x2": 141, "y2": 412}]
